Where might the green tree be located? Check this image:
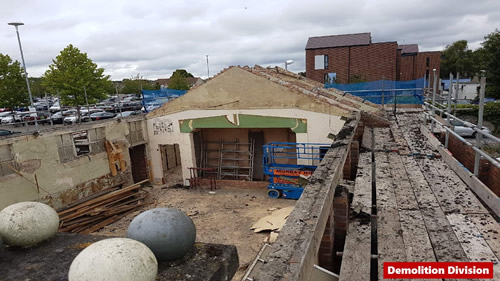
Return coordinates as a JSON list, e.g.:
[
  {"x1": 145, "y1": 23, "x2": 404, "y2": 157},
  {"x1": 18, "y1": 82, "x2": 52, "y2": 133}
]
[
  {"x1": 122, "y1": 74, "x2": 159, "y2": 94},
  {"x1": 477, "y1": 29, "x2": 500, "y2": 99},
  {"x1": 440, "y1": 40, "x2": 476, "y2": 78},
  {"x1": 167, "y1": 69, "x2": 193, "y2": 90},
  {"x1": 42, "y1": 44, "x2": 112, "y2": 106},
  {"x1": 0, "y1": 53, "x2": 28, "y2": 109},
  {"x1": 29, "y1": 77, "x2": 47, "y2": 98},
  {"x1": 171, "y1": 69, "x2": 193, "y2": 78}
]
